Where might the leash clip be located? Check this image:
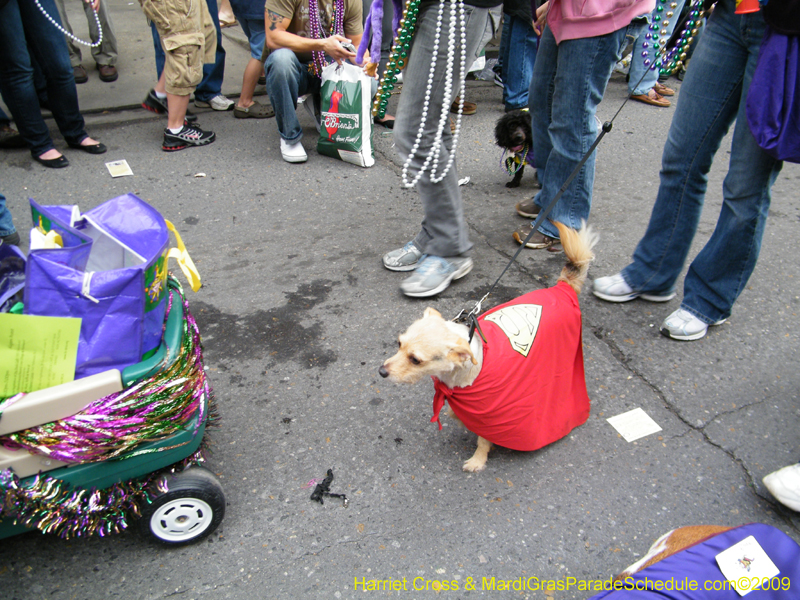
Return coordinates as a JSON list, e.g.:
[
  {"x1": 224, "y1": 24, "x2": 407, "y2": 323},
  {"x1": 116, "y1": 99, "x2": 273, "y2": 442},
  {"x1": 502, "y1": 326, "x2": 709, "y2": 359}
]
[
  {"x1": 453, "y1": 295, "x2": 488, "y2": 344},
  {"x1": 468, "y1": 314, "x2": 487, "y2": 345}
]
